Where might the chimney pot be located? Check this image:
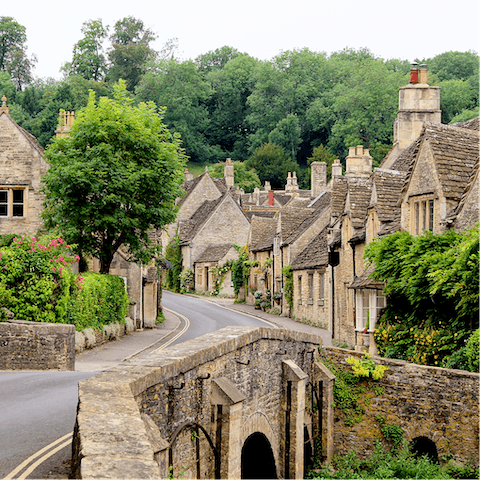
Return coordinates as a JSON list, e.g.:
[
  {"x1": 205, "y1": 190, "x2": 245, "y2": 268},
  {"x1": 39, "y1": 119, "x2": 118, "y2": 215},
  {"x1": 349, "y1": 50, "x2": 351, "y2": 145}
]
[{"x1": 356, "y1": 145, "x2": 364, "y2": 156}]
